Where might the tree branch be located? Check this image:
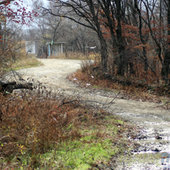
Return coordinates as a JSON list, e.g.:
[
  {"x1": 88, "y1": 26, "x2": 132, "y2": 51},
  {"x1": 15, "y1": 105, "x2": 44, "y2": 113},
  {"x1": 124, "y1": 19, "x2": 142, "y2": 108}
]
[{"x1": 0, "y1": 0, "x2": 14, "y2": 5}]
